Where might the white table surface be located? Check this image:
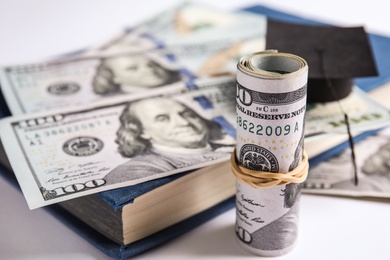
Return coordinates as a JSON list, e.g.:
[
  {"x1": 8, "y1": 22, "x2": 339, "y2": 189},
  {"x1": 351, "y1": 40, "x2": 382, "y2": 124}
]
[{"x1": 1, "y1": 1, "x2": 390, "y2": 259}]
